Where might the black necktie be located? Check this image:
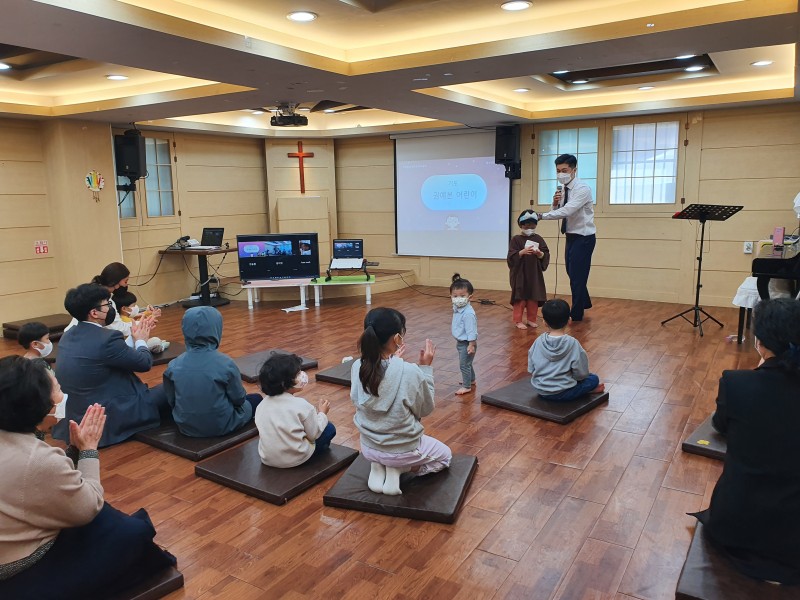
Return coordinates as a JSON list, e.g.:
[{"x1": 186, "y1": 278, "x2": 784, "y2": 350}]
[{"x1": 560, "y1": 186, "x2": 569, "y2": 234}]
